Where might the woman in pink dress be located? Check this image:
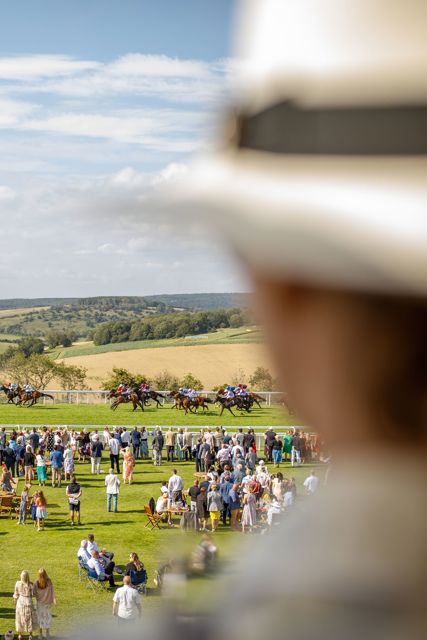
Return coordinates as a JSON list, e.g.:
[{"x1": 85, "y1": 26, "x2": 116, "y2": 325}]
[{"x1": 122, "y1": 447, "x2": 135, "y2": 484}]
